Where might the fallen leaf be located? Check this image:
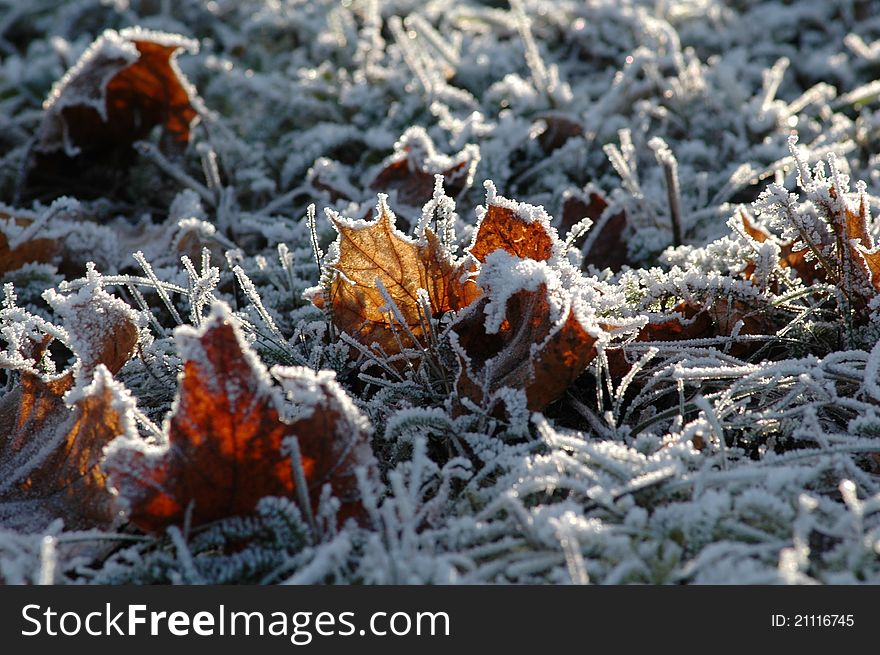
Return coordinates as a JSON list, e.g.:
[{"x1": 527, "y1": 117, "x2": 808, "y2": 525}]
[
  {"x1": 0, "y1": 200, "x2": 125, "y2": 278},
  {"x1": 371, "y1": 127, "x2": 478, "y2": 212},
  {"x1": 307, "y1": 197, "x2": 478, "y2": 354},
  {"x1": 311, "y1": 185, "x2": 604, "y2": 408},
  {"x1": 172, "y1": 218, "x2": 227, "y2": 264},
  {"x1": 0, "y1": 367, "x2": 133, "y2": 531},
  {"x1": 272, "y1": 365, "x2": 376, "y2": 524},
  {"x1": 467, "y1": 186, "x2": 558, "y2": 264},
  {"x1": 739, "y1": 209, "x2": 824, "y2": 284},
  {"x1": 103, "y1": 303, "x2": 376, "y2": 533},
  {"x1": 0, "y1": 280, "x2": 140, "y2": 530},
  {"x1": 827, "y1": 185, "x2": 880, "y2": 300},
  {"x1": 0, "y1": 206, "x2": 58, "y2": 276},
  {"x1": 561, "y1": 190, "x2": 630, "y2": 271},
  {"x1": 608, "y1": 297, "x2": 780, "y2": 381},
  {"x1": 641, "y1": 303, "x2": 715, "y2": 341},
  {"x1": 450, "y1": 251, "x2": 599, "y2": 411},
  {"x1": 533, "y1": 113, "x2": 583, "y2": 154},
  {"x1": 23, "y1": 28, "x2": 199, "y2": 200}
]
